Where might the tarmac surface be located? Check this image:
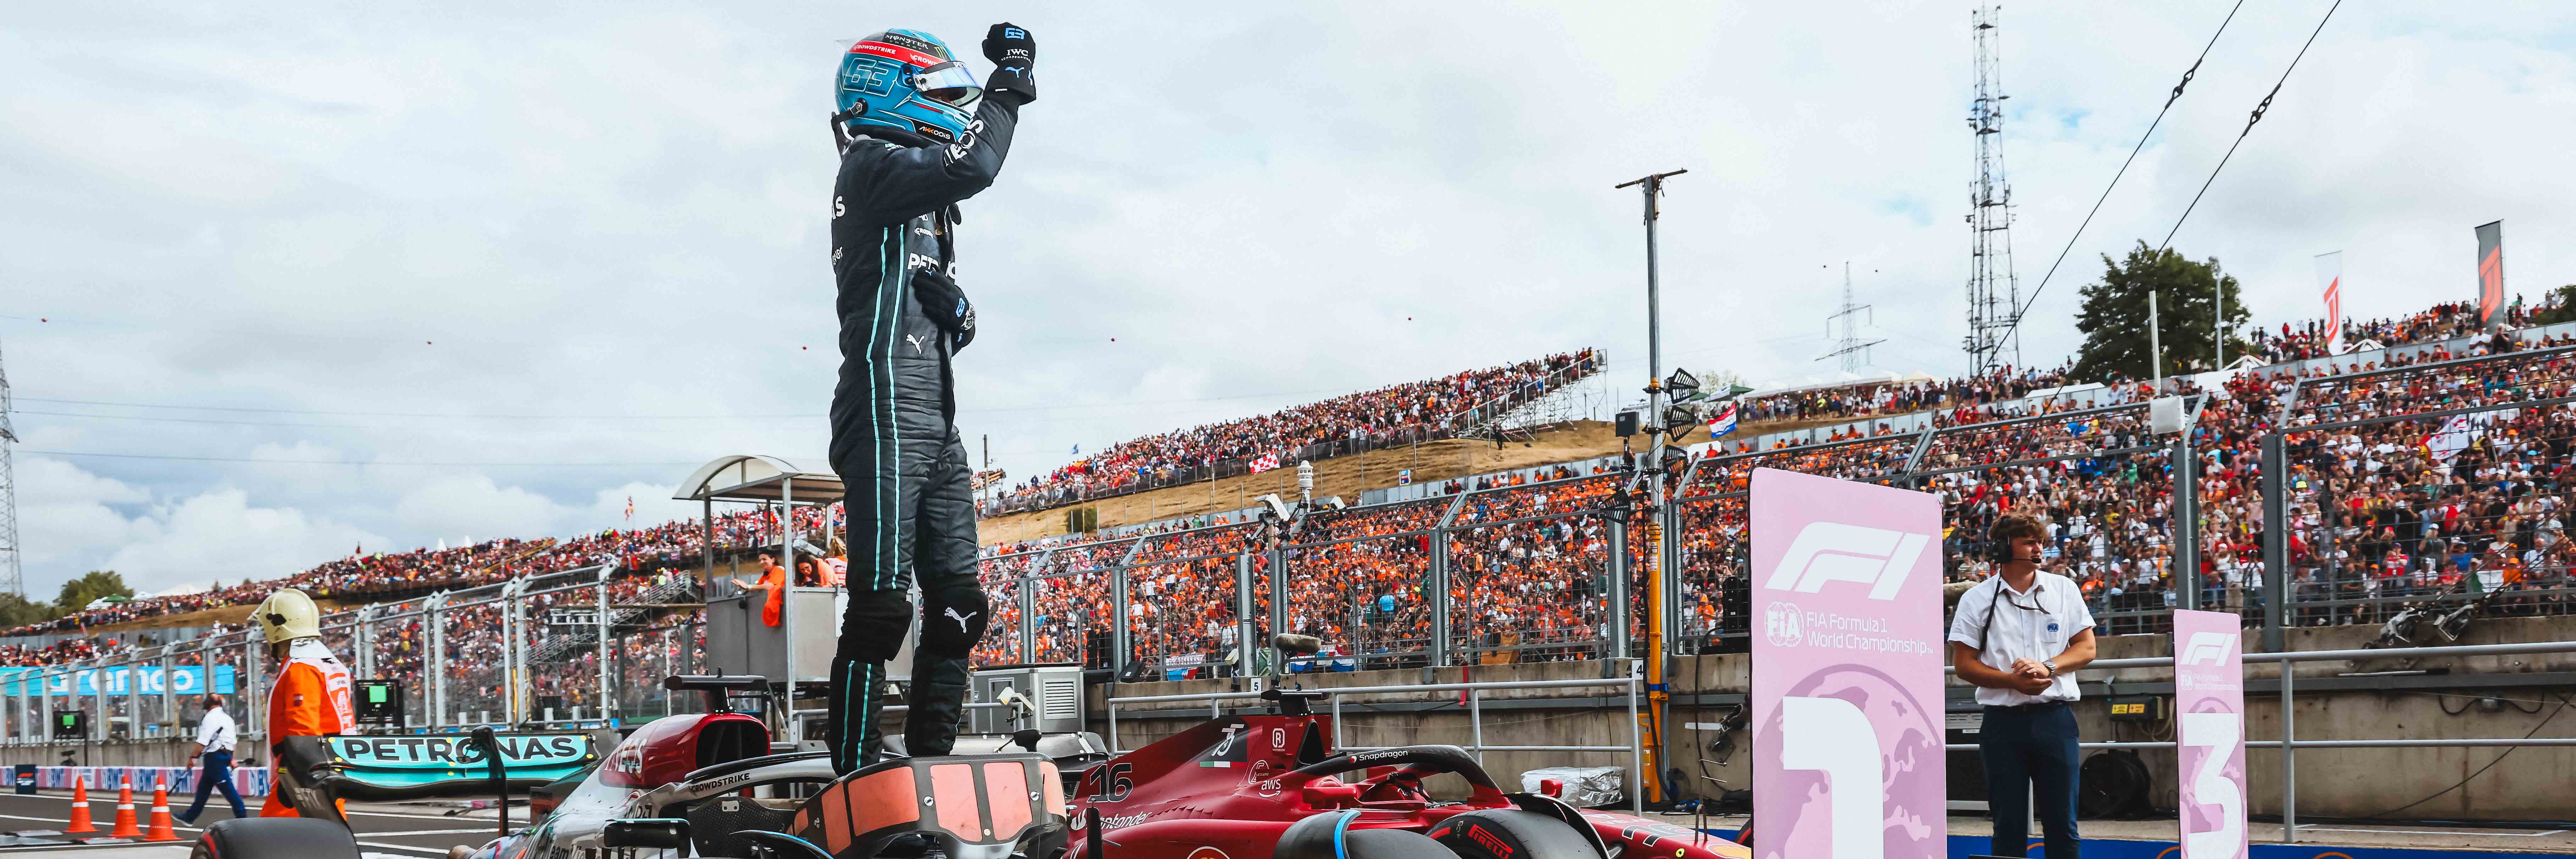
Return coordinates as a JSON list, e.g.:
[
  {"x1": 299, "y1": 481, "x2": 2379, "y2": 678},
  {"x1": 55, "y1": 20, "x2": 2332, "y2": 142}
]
[
  {"x1": 1, "y1": 790, "x2": 2567, "y2": 857},
  {"x1": 0, "y1": 790, "x2": 505, "y2": 857},
  {"x1": 1652, "y1": 812, "x2": 2576, "y2": 855}
]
